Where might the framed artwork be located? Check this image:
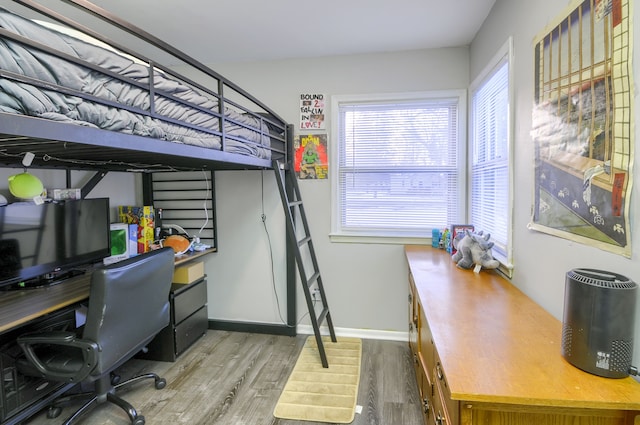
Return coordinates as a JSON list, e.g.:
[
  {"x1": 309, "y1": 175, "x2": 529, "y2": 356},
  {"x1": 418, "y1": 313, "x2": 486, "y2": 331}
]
[
  {"x1": 529, "y1": 0, "x2": 633, "y2": 257},
  {"x1": 300, "y1": 93, "x2": 325, "y2": 130},
  {"x1": 450, "y1": 224, "x2": 474, "y2": 255},
  {"x1": 293, "y1": 134, "x2": 328, "y2": 179}
]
